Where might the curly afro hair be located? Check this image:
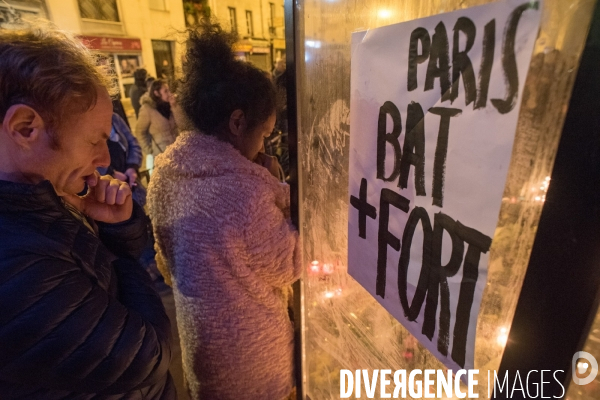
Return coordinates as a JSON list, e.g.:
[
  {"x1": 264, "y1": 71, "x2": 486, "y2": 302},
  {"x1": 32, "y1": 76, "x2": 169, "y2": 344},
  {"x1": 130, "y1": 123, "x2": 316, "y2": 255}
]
[{"x1": 178, "y1": 21, "x2": 276, "y2": 137}]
